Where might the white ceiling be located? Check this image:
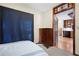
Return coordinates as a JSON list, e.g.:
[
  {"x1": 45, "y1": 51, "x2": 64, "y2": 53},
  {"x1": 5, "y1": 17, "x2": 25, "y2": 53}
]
[{"x1": 24, "y1": 3, "x2": 60, "y2": 12}]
